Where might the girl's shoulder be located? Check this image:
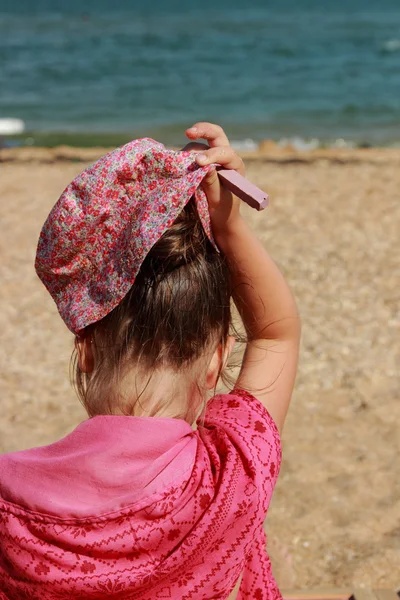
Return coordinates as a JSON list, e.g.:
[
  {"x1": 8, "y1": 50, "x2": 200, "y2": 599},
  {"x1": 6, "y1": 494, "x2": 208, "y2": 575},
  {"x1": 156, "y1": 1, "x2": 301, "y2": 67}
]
[
  {"x1": 202, "y1": 387, "x2": 281, "y2": 449},
  {"x1": 197, "y1": 388, "x2": 282, "y2": 503}
]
